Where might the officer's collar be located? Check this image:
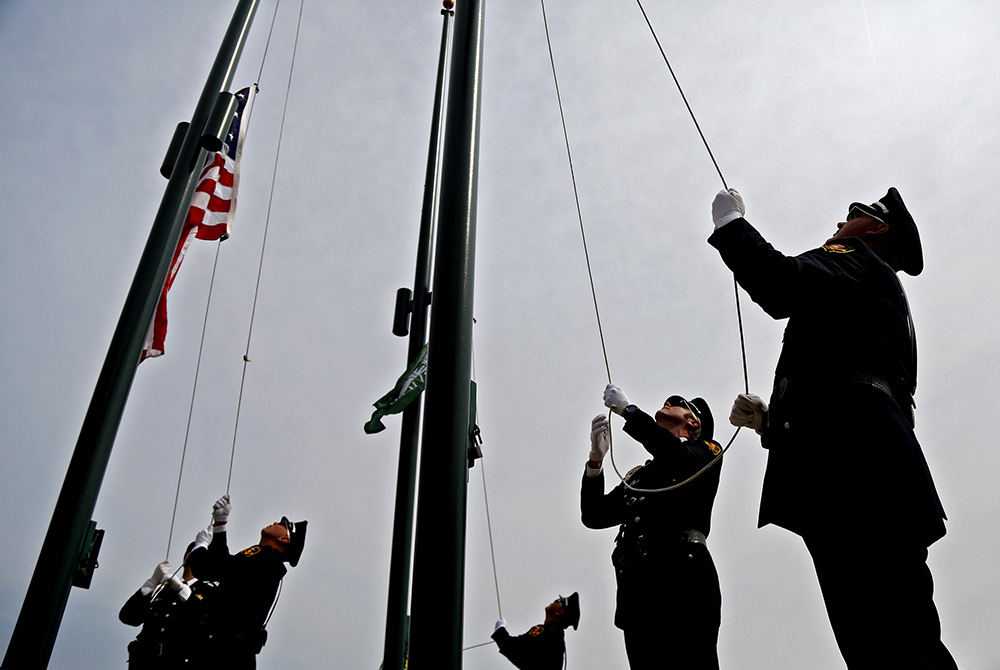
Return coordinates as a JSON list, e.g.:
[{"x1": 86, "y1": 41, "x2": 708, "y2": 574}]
[
  {"x1": 825, "y1": 235, "x2": 865, "y2": 251},
  {"x1": 825, "y1": 235, "x2": 899, "y2": 273}
]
